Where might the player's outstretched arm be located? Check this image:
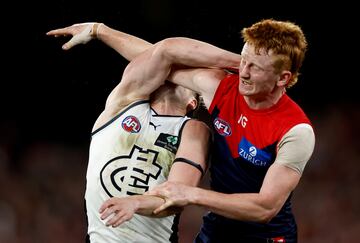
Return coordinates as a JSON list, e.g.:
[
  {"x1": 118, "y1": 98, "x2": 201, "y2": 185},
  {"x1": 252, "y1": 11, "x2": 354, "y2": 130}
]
[
  {"x1": 47, "y1": 22, "x2": 152, "y2": 60},
  {"x1": 96, "y1": 23, "x2": 152, "y2": 61},
  {"x1": 46, "y1": 23, "x2": 100, "y2": 50}
]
